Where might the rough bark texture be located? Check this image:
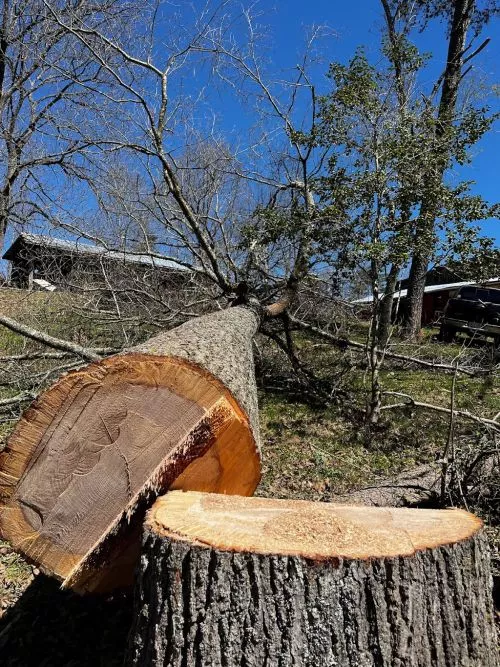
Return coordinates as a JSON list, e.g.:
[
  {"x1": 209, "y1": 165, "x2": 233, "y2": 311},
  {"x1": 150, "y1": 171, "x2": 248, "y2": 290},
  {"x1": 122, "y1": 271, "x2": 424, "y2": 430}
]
[
  {"x1": 405, "y1": 252, "x2": 429, "y2": 341},
  {"x1": 131, "y1": 306, "x2": 261, "y2": 448},
  {"x1": 0, "y1": 307, "x2": 261, "y2": 592},
  {"x1": 128, "y1": 535, "x2": 497, "y2": 667},
  {"x1": 377, "y1": 267, "x2": 400, "y2": 348},
  {"x1": 127, "y1": 492, "x2": 497, "y2": 667}
]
